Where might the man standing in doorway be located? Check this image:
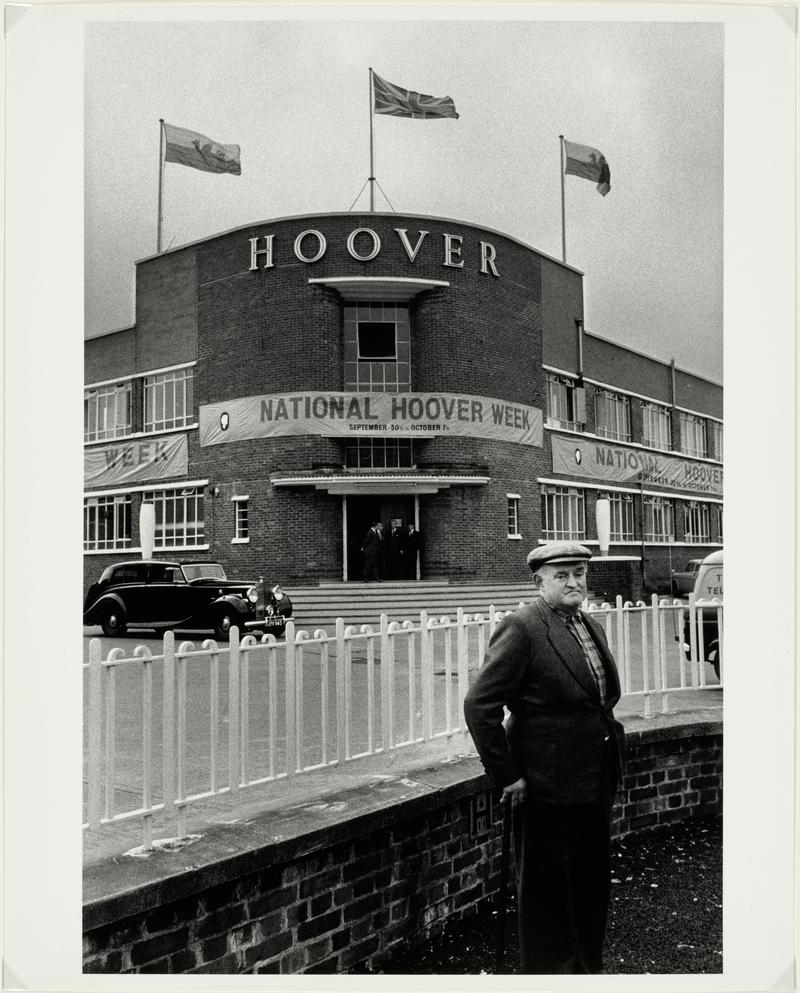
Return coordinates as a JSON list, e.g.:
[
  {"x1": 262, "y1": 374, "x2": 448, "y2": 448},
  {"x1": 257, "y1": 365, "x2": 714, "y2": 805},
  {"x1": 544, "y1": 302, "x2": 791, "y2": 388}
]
[
  {"x1": 403, "y1": 523, "x2": 421, "y2": 580},
  {"x1": 361, "y1": 521, "x2": 384, "y2": 581},
  {"x1": 464, "y1": 542, "x2": 626, "y2": 974}
]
